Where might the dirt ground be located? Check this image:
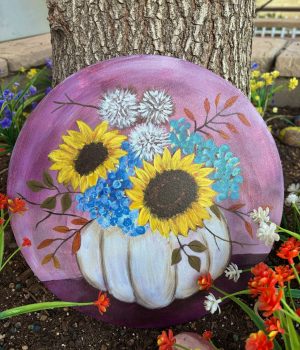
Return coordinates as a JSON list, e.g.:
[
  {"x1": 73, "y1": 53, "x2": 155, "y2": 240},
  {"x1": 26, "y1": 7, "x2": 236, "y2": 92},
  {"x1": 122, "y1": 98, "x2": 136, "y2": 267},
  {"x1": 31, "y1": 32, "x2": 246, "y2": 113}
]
[{"x1": 0, "y1": 109, "x2": 300, "y2": 350}]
